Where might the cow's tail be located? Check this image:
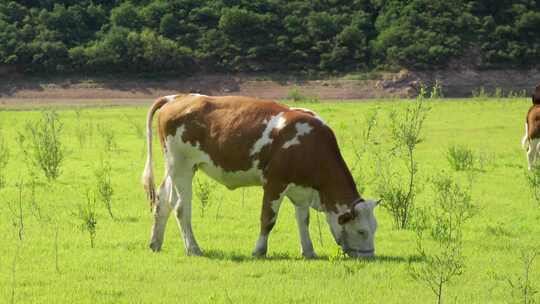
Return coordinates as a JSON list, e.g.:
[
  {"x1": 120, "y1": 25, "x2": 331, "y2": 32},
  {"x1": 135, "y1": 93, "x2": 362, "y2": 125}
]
[
  {"x1": 142, "y1": 97, "x2": 169, "y2": 209},
  {"x1": 522, "y1": 122, "x2": 529, "y2": 150}
]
